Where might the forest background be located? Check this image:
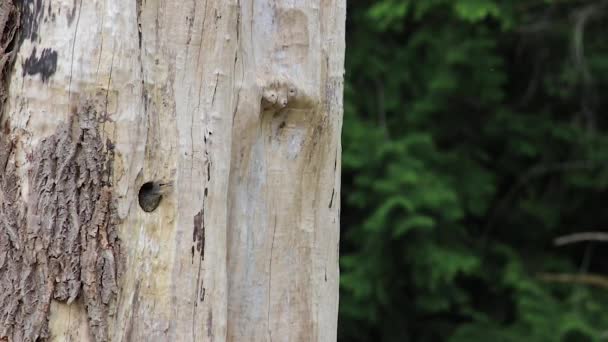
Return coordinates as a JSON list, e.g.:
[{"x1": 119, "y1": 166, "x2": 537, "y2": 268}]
[{"x1": 339, "y1": 1, "x2": 608, "y2": 341}]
